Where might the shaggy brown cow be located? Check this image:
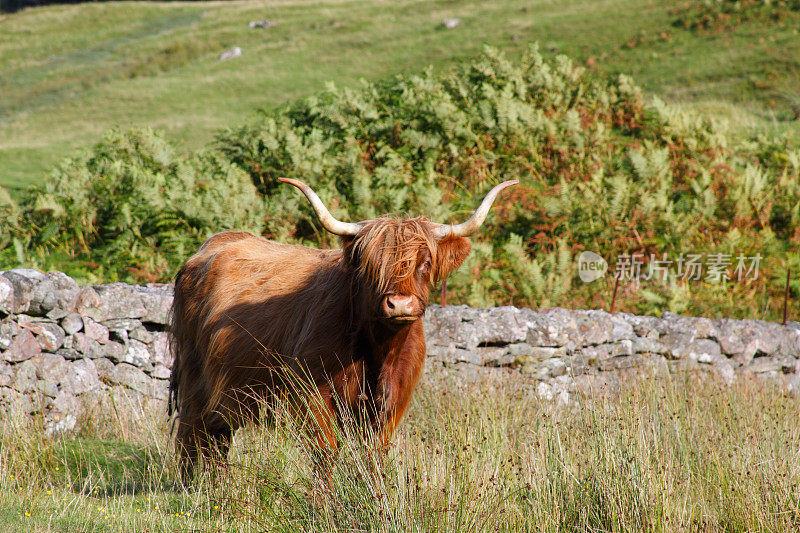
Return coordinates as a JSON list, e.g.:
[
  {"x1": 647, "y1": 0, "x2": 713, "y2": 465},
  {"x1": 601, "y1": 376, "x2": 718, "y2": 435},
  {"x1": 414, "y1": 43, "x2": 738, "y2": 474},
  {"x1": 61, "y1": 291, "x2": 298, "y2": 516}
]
[{"x1": 168, "y1": 178, "x2": 516, "y2": 480}]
